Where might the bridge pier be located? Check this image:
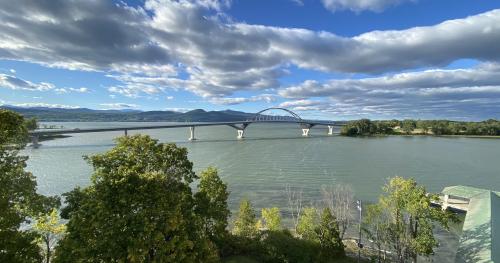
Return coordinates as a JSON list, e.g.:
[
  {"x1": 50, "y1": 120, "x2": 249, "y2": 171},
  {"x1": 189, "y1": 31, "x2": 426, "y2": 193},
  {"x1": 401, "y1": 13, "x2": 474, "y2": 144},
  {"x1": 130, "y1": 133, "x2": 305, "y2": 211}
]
[
  {"x1": 189, "y1": 126, "x2": 196, "y2": 141},
  {"x1": 124, "y1": 129, "x2": 128, "y2": 136},
  {"x1": 237, "y1": 129, "x2": 245, "y2": 139},
  {"x1": 328, "y1": 125, "x2": 333, "y2": 135},
  {"x1": 31, "y1": 135, "x2": 40, "y2": 148},
  {"x1": 302, "y1": 128, "x2": 310, "y2": 136}
]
